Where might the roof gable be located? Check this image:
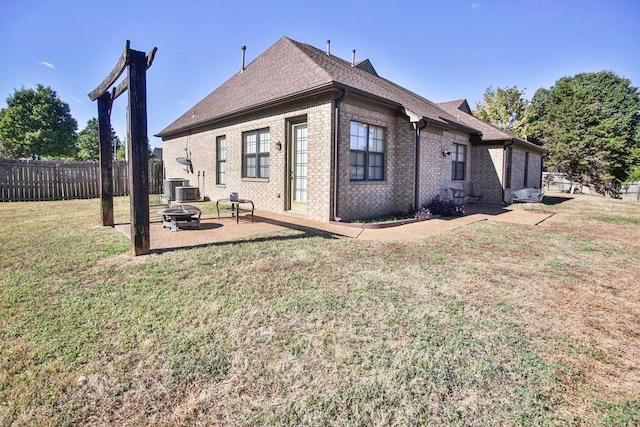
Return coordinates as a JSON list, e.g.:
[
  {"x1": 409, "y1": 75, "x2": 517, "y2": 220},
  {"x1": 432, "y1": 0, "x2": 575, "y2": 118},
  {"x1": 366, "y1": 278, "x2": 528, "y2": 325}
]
[
  {"x1": 355, "y1": 59, "x2": 378, "y2": 76},
  {"x1": 158, "y1": 37, "x2": 334, "y2": 136},
  {"x1": 438, "y1": 99, "x2": 472, "y2": 114},
  {"x1": 158, "y1": 37, "x2": 477, "y2": 137}
]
